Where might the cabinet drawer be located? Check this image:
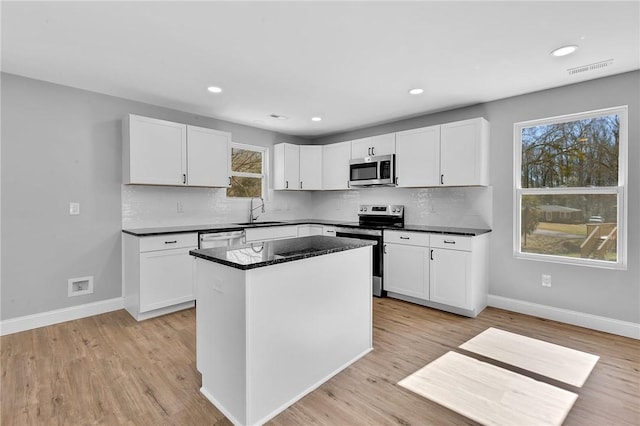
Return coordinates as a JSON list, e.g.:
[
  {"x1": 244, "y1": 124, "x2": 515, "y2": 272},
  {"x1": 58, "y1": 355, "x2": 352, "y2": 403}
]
[
  {"x1": 139, "y1": 233, "x2": 198, "y2": 252},
  {"x1": 384, "y1": 230, "x2": 430, "y2": 247},
  {"x1": 430, "y1": 234, "x2": 472, "y2": 251}
]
